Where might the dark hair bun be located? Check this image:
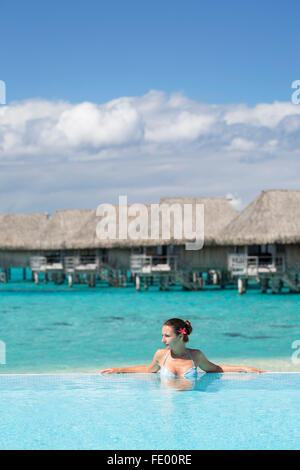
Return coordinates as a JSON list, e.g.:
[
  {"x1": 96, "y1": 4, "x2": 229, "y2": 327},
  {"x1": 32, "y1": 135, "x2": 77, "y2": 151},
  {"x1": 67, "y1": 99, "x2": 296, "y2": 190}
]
[{"x1": 184, "y1": 320, "x2": 192, "y2": 335}]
